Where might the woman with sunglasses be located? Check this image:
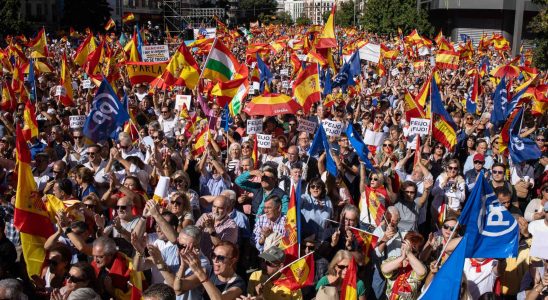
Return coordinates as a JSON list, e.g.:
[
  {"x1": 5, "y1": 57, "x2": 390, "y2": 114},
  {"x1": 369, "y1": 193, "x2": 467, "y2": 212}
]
[
  {"x1": 419, "y1": 213, "x2": 460, "y2": 264},
  {"x1": 524, "y1": 182, "x2": 548, "y2": 222},
  {"x1": 168, "y1": 191, "x2": 194, "y2": 229},
  {"x1": 52, "y1": 262, "x2": 98, "y2": 299},
  {"x1": 359, "y1": 167, "x2": 394, "y2": 228},
  {"x1": 301, "y1": 178, "x2": 333, "y2": 237},
  {"x1": 33, "y1": 244, "x2": 72, "y2": 296},
  {"x1": 315, "y1": 250, "x2": 366, "y2": 300},
  {"x1": 169, "y1": 171, "x2": 200, "y2": 216},
  {"x1": 374, "y1": 138, "x2": 397, "y2": 175},
  {"x1": 183, "y1": 241, "x2": 245, "y2": 300},
  {"x1": 432, "y1": 159, "x2": 466, "y2": 218},
  {"x1": 381, "y1": 231, "x2": 427, "y2": 300},
  {"x1": 226, "y1": 143, "x2": 242, "y2": 179}
]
